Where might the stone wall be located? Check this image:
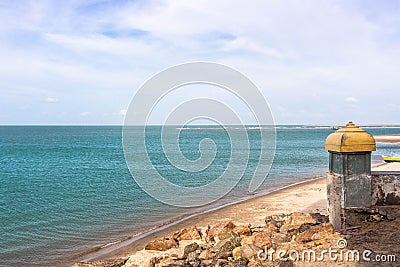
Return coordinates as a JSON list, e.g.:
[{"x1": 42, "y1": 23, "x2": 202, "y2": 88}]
[
  {"x1": 327, "y1": 170, "x2": 400, "y2": 229},
  {"x1": 371, "y1": 173, "x2": 400, "y2": 206}
]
